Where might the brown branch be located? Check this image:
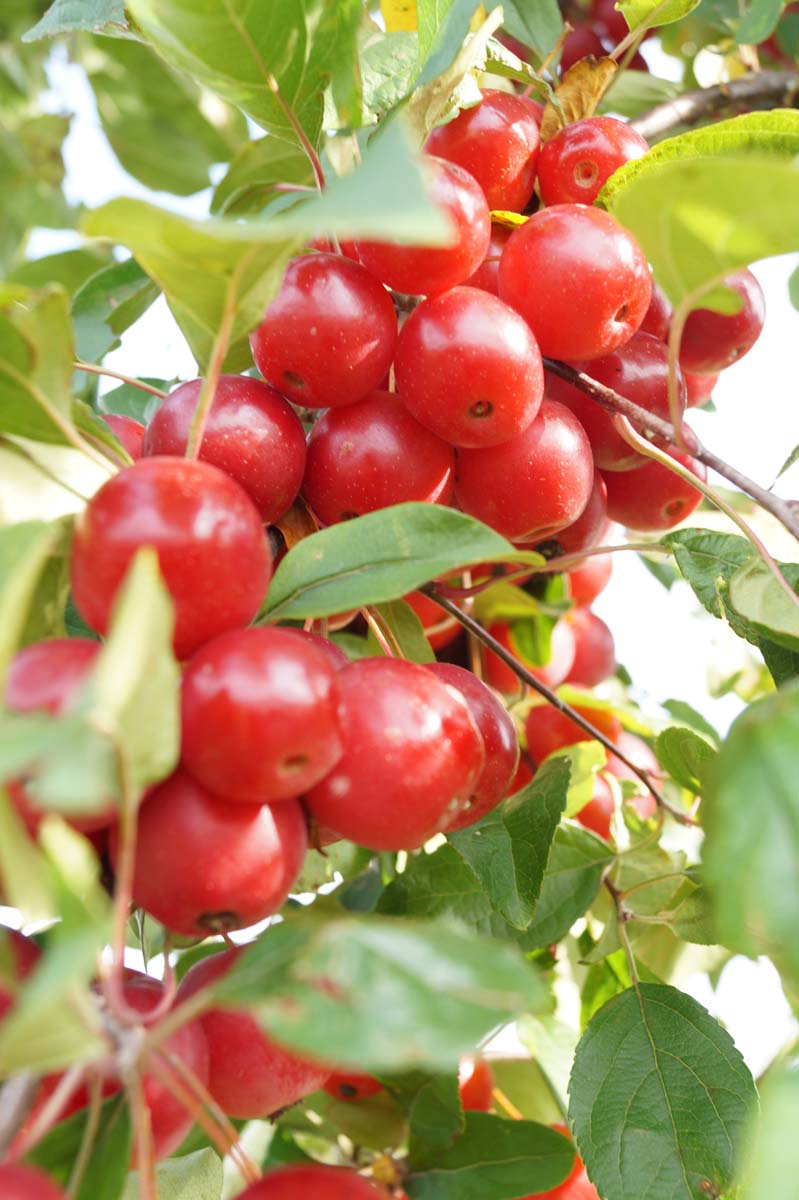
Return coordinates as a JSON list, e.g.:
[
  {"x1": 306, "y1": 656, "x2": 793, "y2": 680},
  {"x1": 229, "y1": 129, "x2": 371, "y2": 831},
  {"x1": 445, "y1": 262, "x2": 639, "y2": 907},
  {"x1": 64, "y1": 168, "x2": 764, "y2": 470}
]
[
  {"x1": 543, "y1": 358, "x2": 799, "y2": 542},
  {"x1": 422, "y1": 585, "x2": 697, "y2": 827},
  {"x1": 629, "y1": 69, "x2": 799, "y2": 141}
]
